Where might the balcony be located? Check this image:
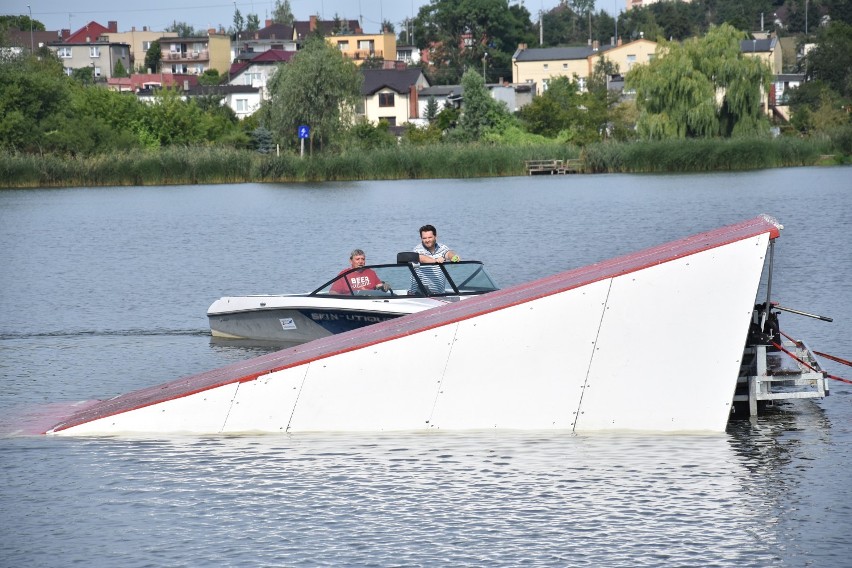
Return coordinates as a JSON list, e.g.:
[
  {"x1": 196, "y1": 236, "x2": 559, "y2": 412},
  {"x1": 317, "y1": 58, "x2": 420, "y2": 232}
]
[
  {"x1": 351, "y1": 49, "x2": 383, "y2": 60},
  {"x1": 164, "y1": 50, "x2": 209, "y2": 61}
]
